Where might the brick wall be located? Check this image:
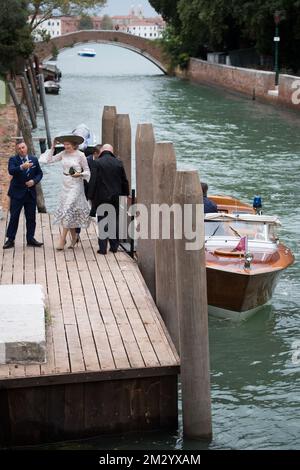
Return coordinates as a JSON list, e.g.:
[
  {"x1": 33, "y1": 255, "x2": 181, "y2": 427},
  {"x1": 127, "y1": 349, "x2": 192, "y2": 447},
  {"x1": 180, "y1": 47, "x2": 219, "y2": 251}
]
[{"x1": 179, "y1": 58, "x2": 300, "y2": 111}]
